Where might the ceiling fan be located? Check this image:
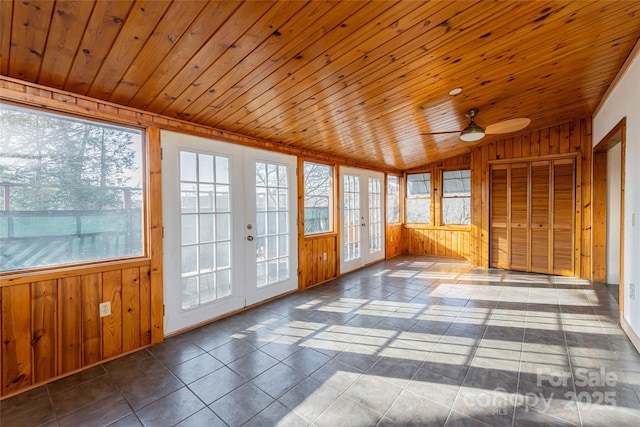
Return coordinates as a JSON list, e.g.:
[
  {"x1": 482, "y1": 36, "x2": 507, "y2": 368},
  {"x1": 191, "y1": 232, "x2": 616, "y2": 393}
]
[{"x1": 421, "y1": 109, "x2": 531, "y2": 142}]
